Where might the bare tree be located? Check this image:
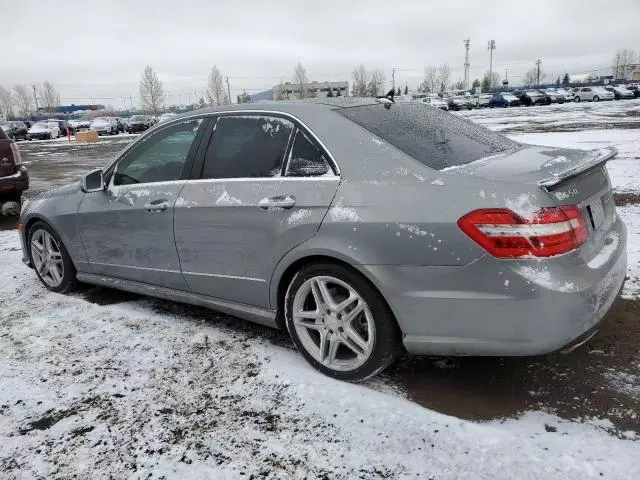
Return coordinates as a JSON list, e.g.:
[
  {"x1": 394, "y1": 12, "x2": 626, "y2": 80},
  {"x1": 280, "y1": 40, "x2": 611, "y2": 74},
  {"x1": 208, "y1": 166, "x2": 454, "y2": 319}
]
[
  {"x1": 205, "y1": 65, "x2": 226, "y2": 106},
  {"x1": 367, "y1": 69, "x2": 386, "y2": 97},
  {"x1": 138, "y1": 66, "x2": 164, "y2": 115},
  {"x1": 418, "y1": 66, "x2": 439, "y2": 93},
  {"x1": 0, "y1": 86, "x2": 16, "y2": 119},
  {"x1": 523, "y1": 66, "x2": 545, "y2": 87},
  {"x1": 351, "y1": 65, "x2": 369, "y2": 97},
  {"x1": 612, "y1": 48, "x2": 637, "y2": 80},
  {"x1": 13, "y1": 84, "x2": 33, "y2": 117},
  {"x1": 437, "y1": 63, "x2": 451, "y2": 92},
  {"x1": 41, "y1": 81, "x2": 60, "y2": 115},
  {"x1": 274, "y1": 82, "x2": 289, "y2": 101},
  {"x1": 292, "y1": 62, "x2": 309, "y2": 99}
]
